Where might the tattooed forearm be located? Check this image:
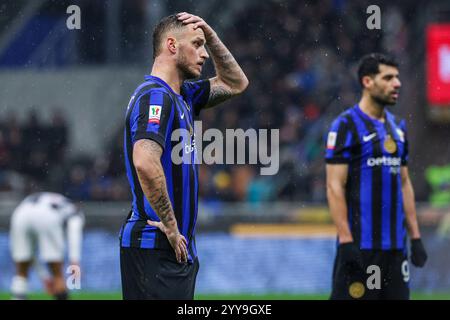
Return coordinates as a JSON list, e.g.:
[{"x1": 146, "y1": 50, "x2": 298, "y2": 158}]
[
  {"x1": 140, "y1": 173, "x2": 176, "y2": 227},
  {"x1": 208, "y1": 37, "x2": 246, "y2": 85},
  {"x1": 208, "y1": 85, "x2": 233, "y2": 107},
  {"x1": 133, "y1": 140, "x2": 178, "y2": 230},
  {"x1": 206, "y1": 36, "x2": 248, "y2": 107}
]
